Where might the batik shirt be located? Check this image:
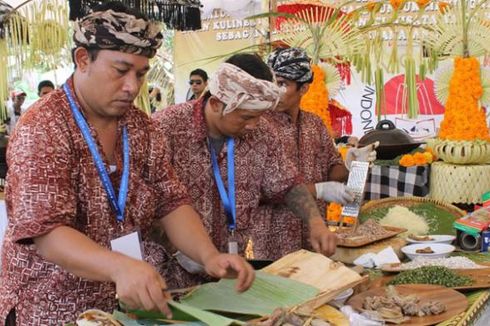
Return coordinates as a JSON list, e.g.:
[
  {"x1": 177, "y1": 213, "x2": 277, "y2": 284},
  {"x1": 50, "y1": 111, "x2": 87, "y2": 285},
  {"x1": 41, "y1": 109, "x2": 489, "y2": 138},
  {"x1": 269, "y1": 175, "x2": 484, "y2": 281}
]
[
  {"x1": 152, "y1": 99, "x2": 302, "y2": 264},
  {"x1": 0, "y1": 78, "x2": 190, "y2": 325},
  {"x1": 251, "y1": 110, "x2": 344, "y2": 260}
]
